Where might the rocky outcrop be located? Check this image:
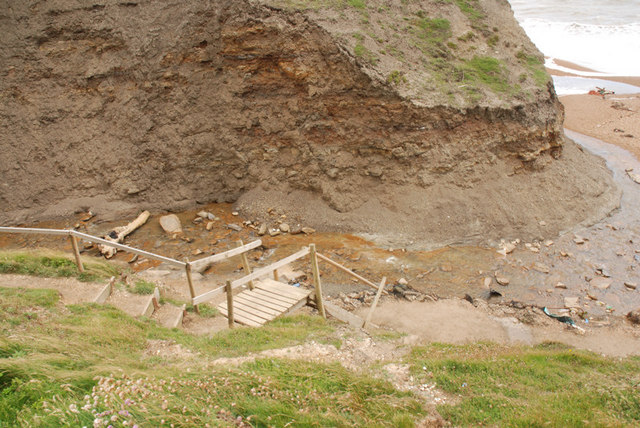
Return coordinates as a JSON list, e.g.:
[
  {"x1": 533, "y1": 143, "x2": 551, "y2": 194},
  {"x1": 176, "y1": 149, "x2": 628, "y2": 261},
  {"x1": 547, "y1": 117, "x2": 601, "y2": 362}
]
[{"x1": 0, "y1": 0, "x2": 619, "y2": 247}]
